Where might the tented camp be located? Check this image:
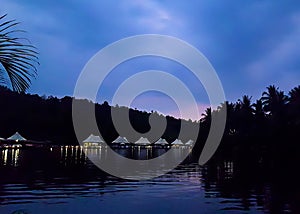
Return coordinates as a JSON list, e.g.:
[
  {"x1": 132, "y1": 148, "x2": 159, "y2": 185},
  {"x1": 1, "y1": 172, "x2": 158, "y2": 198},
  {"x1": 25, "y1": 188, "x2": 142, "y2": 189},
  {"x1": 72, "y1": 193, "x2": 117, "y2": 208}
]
[
  {"x1": 7, "y1": 132, "x2": 26, "y2": 142},
  {"x1": 82, "y1": 134, "x2": 104, "y2": 147},
  {"x1": 171, "y1": 139, "x2": 184, "y2": 146},
  {"x1": 5, "y1": 132, "x2": 26, "y2": 148},
  {"x1": 185, "y1": 140, "x2": 194, "y2": 146},
  {"x1": 154, "y1": 138, "x2": 169, "y2": 146},
  {"x1": 134, "y1": 137, "x2": 151, "y2": 146},
  {"x1": 112, "y1": 136, "x2": 129, "y2": 145}
]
